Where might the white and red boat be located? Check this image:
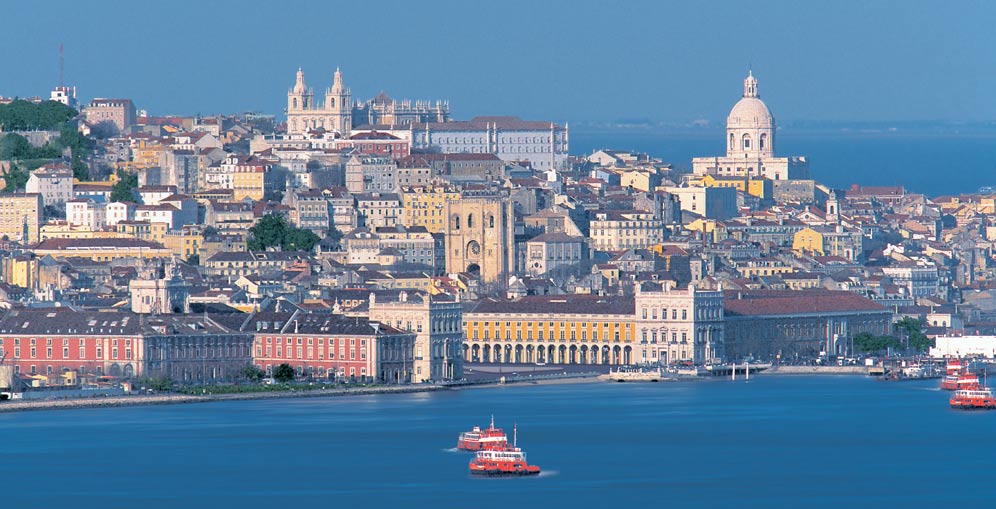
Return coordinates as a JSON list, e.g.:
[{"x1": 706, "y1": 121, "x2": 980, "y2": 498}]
[
  {"x1": 457, "y1": 416, "x2": 508, "y2": 451},
  {"x1": 940, "y1": 370, "x2": 980, "y2": 391},
  {"x1": 468, "y1": 424, "x2": 540, "y2": 477},
  {"x1": 950, "y1": 387, "x2": 996, "y2": 410}
]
